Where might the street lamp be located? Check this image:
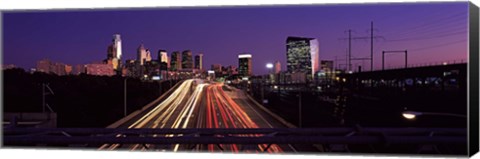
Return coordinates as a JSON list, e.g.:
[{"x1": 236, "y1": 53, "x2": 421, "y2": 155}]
[
  {"x1": 261, "y1": 63, "x2": 274, "y2": 105},
  {"x1": 124, "y1": 78, "x2": 128, "y2": 117},
  {"x1": 266, "y1": 63, "x2": 274, "y2": 82},
  {"x1": 402, "y1": 111, "x2": 467, "y2": 120},
  {"x1": 266, "y1": 63, "x2": 273, "y2": 69}
]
